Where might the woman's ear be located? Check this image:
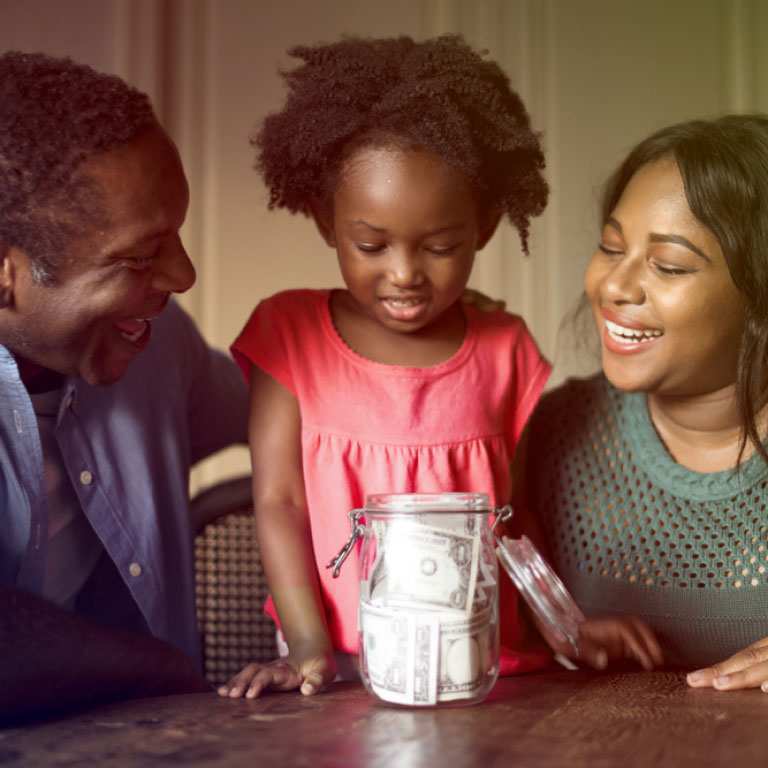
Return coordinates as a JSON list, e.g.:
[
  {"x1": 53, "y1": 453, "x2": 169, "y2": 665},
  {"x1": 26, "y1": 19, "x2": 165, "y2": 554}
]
[
  {"x1": 477, "y1": 207, "x2": 502, "y2": 251},
  {"x1": 308, "y1": 198, "x2": 336, "y2": 247}
]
